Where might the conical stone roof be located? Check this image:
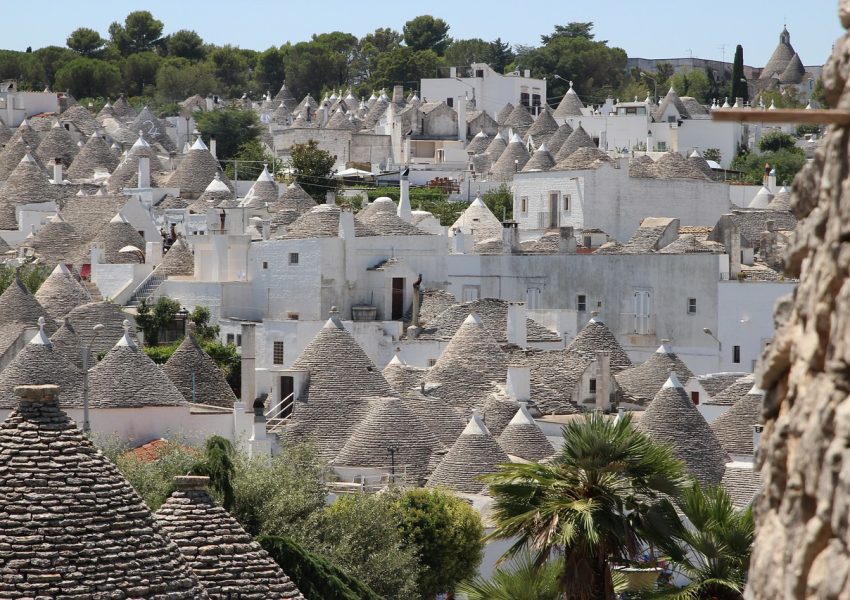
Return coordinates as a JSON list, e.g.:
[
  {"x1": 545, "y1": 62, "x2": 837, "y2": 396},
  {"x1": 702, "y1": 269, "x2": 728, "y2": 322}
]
[
  {"x1": 34, "y1": 122, "x2": 79, "y2": 168},
  {"x1": 162, "y1": 331, "x2": 237, "y2": 408},
  {"x1": 382, "y1": 353, "x2": 425, "y2": 394},
  {"x1": 553, "y1": 81, "x2": 585, "y2": 118},
  {"x1": 449, "y1": 196, "x2": 503, "y2": 245},
  {"x1": 126, "y1": 106, "x2": 176, "y2": 152},
  {"x1": 334, "y1": 395, "x2": 444, "y2": 484},
  {"x1": 424, "y1": 314, "x2": 508, "y2": 410},
  {"x1": 503, "y1": 104, "x2": 534, "y2": 135},
  {"x1": 0, "y1": 118, "x2": 11, "y2": 146},
  {"x1": 34, "y1": 263, "x2": 90, "y2": 319},
  {"x1": 780, "y1": 53, "x2": 805, "y2": 84},
  {"x1": 710, "y1": 385, "x2": 764, "y2": 456},
  {"x1": 652, "y1": 151, "x2": 709, "y2": 180},
  {"x1": 760, "y1": 28, "x2": 795, "y2": 79},
  {"x1": 153, "y1": 237, "x2": 194, "y2": 277},
  {"x1": 496, "y1": 103, "x2": 515, "y2": 127},
  {"x1": 273, "y1": 182, "x2": 317, "y2": 213},
  {"x1": 545, "y1": 122, "x2": 573, "y2": 156},
  {"x1": 107, "y1": 136, "x2": 167, "y2": 192},
  {"x1": 615, "y1": 342, "x2": 694, "y2": 405},
  {"x1": 0, "y1": 120, "x2": 42, "y2": 179},
  {"x1": 490, "y1": 132, "x2": 531, "y2": 180},
  {"x1": 554, "y1": 147, "x2": 614, "y2": 171},
  {"x1": 554, "y1": 124, "x2": 596, "y2": 162},
  {"x1": 65, "y1": 301, "x2": 137, "y2": 356},
  {"x1": 75, "y1": 214, "x2": 146, "y2": 264},
  {"x1": 654, "y1": 87, "x2": 690, "y2": 122},
  {"x1": 566, "y1": 315, "x2": 632, "y2": 370},
  {"x1": 521, "y1": 143, "x2": 555, "y2": 172},
  {"x1": 273, "y1": 82, "x2": 298, "y2": 111},
  {"x1": 705, "y1": 375, "x2": 755, "y2": 406},
  {"x1": 639, "y1": 374, "x2": 729, "y2": 485},
  {"x1": 190, "y1": 173, "x2": 233, "y2": 213},
  {"x1": 466, "y1": 131, "x2": 491, "y2": 154},
  {"x1": 0, "y1": 277, "x2": 57, "y2": 335},
  {"x1": 426, "y1": 413, "x2": 509, "y2": 493},
  {"x1": 497, "y1": 403, "x2": 555, "y2": 461},
  {"x1": 483, "y1": 131, "x2": 508, "y2": 162},
  {"x1": 50, "y1": 317, "x2": 89, "y2": 369},
  {"x1": 166, "y1": 138, "x2": 230, "y2": 199},
  {"x1": 0, "y1": 153, "x2": 58, "y2": 227},
  {"x1": 481, "y1": 387, "x2": 520, "y2": 435},
  {"x1": 88, "y1": 324, "x2": 187, "y2": 408},
  {"x1": 67, "y1": 132, "x2": 121, "y2": 179},
  {"x1": 111, "y1": 95, "x2": 139, "y2": 120},
  {"x1": 155, "y1": 476, "x2": 304, "y2": 599},
  {"x1": 60, "y1": 104, "x2": 99, "y2": 137},
  {"x1": 278, "y1": 204, "x2": 376, "y2": 239},
  {"x1": 285, "y1": 314, "x2": 395, "y2": 459},
  {"x1": 245, "y1": 165, "x2": 279, "y2": 204},
  {"x1": 0, "y1": 384, "x2": 207, "y2": 598},
  {"x1": 402, "y1": 391, "x2": 466, "y2": 447},
  {"x1": 26, "y1": 218, "x2": 85, "y2": 267},
  {"x1": 524, "y1": 106, "x2": 559, "y2": 145},
  {"x1": 0, "y1": 320, "x2": 84, "y2": 409}
]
